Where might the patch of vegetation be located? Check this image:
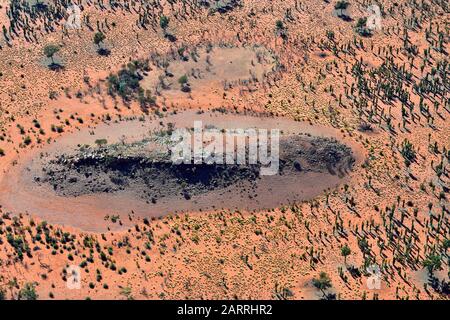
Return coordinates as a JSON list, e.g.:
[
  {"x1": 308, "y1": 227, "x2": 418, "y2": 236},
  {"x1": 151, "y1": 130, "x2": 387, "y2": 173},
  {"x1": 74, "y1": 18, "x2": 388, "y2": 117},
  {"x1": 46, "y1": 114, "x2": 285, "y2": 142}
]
[
  {"x1": 43, "y1": 44, "x2": 62, "y2": 68},
  {"x1": 400, "y1": 139, "x2": 416, "y2": 167},
  {"x1": 313, "y1": 272, "x2": 334, "y2": 299},
  {"x1": 200, "y1": 0, "x2": 242, "y2": 14},
  {"x1": 7, "y1": 233, "x2": 31, "y2": 260},
  {"x1": 423, "y1": 254, "x2": 442, "y2": 275},
  {"x1": 94, "y1": 32, "x2": 110, "y2": 56},
  {"x1": 107, "y1": 61, "x2": 156, "y2": 112},
  {"x1": 18, "y1": 283, "x2": 38, "y2": 300},
  {"x1": 355, "y1": 18, "x2": 373, "y2": 37},
  {"x1": 95, "y1": 139, "x2": 108, "y2": 147},
  {"x1": 334, "y1": 1, "x2": 350, "y2": 19}
]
